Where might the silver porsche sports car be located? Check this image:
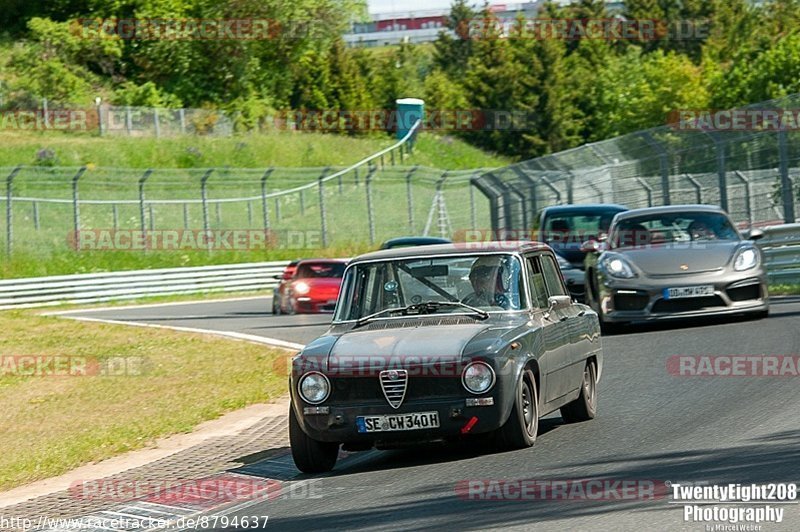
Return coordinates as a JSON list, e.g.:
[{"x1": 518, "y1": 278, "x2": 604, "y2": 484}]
[{"x1": 583, "y1": 205, "x2": 769, "y2": 328}]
